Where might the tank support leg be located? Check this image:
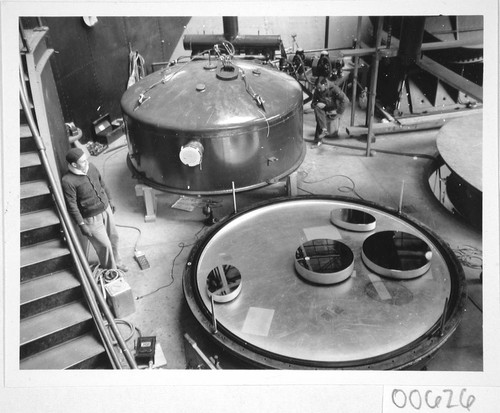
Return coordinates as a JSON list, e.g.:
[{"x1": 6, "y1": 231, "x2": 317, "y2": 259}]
[
  {"x1": 135, "y1": 184, "x2": 159, "y2": 222},
  {"x1": 286, "y1": 171, "x2": 298, "y2": 196}
]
